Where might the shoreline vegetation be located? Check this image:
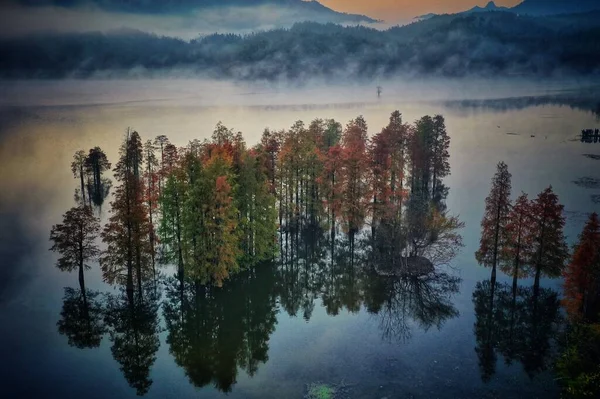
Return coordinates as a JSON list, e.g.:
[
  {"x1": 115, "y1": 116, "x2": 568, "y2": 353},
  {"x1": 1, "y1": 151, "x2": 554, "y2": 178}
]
[{"x1": 2, "y1": 11, "x2": 600, "y2": 80}]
